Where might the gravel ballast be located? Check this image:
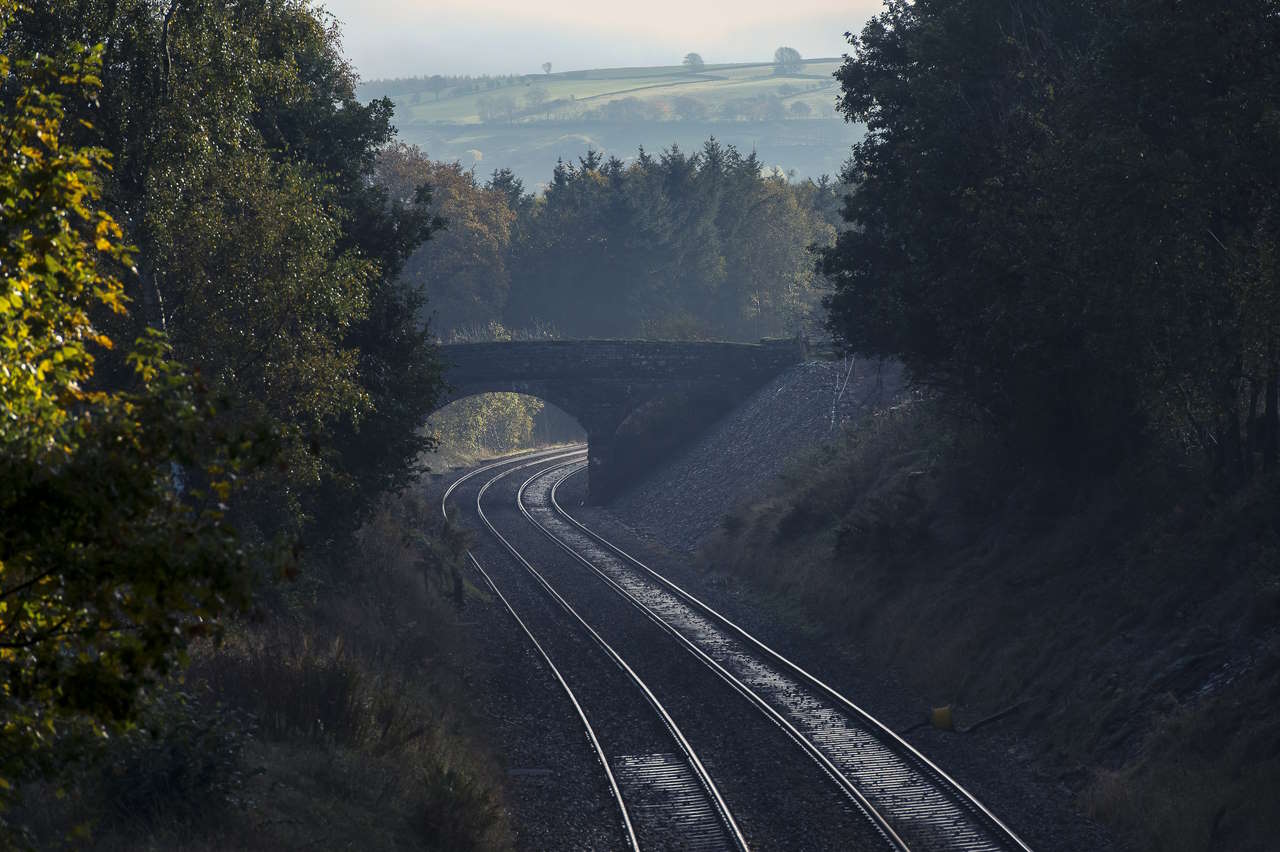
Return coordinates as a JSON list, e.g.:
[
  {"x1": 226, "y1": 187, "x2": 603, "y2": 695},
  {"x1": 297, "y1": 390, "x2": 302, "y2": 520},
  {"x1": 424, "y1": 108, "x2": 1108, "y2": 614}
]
[{"x1": 564, "y1": 359, "x2": 1115, "y2": 851}]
